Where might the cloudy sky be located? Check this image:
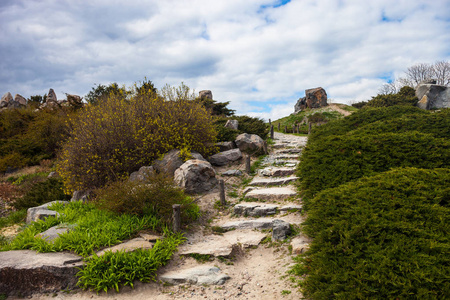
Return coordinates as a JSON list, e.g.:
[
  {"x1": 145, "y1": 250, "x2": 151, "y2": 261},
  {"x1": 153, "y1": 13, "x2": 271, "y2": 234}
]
[{"x1": 1, "y1": 0, "x2": 449, "y2": 120}]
